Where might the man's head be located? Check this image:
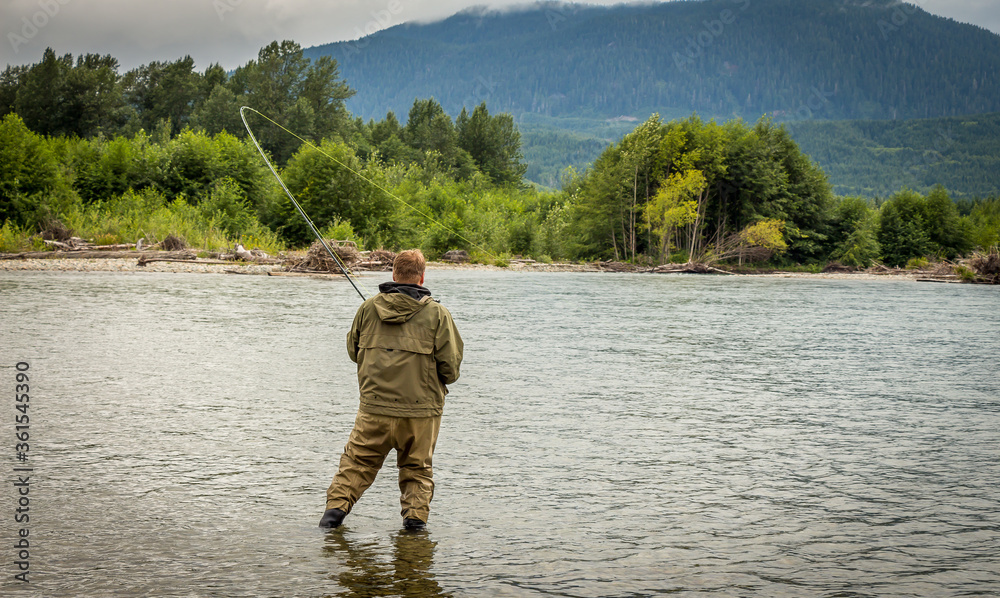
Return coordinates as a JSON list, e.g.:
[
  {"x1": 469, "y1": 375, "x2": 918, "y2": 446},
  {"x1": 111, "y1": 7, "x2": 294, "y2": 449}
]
[{"x1": 393, "y1": 249, "x2": 426, "y2": 285}]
